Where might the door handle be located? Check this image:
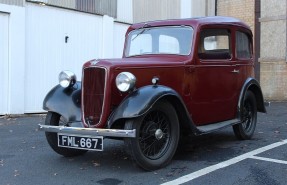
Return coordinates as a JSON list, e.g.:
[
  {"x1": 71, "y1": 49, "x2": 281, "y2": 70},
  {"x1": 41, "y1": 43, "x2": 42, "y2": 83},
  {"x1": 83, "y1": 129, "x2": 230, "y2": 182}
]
[{"x1": 231, "y1": 69, "x2": 240, "y2": 74}]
